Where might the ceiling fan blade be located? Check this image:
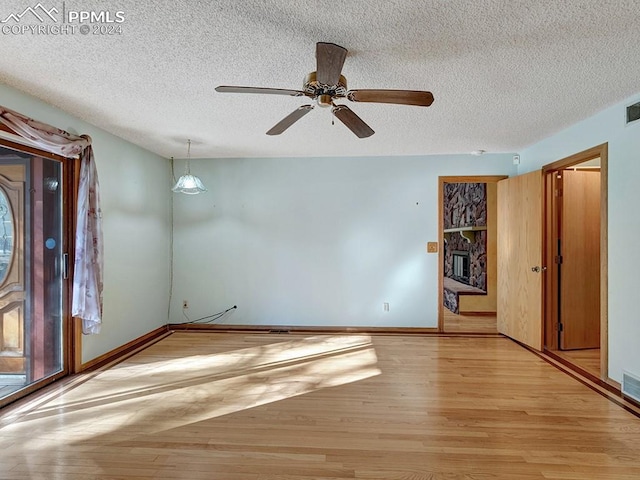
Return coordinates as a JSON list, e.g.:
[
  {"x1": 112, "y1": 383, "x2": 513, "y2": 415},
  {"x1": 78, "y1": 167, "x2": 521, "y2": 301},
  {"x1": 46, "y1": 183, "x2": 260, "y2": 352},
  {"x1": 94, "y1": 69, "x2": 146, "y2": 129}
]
[
  {"x1": 332, "y1": 105, "x2": 374, "y2": 138},
  {"x1": 216, "y1": 85, "x2": 305, "y2": 96},
  {"x1": 266, "y1": 105, "x2": 314, "y2": 135},
  {"x1": 347, "y1": 89, "x2": 434, "y2": 107},
  {"x1": 316, "y1": 42, "x2": 347, "y2": 85}
]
